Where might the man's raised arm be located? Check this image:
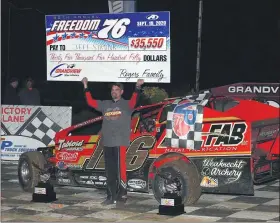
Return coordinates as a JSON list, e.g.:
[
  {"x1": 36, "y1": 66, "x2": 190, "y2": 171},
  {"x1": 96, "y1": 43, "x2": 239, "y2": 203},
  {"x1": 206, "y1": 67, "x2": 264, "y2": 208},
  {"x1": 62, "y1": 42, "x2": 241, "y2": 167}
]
[
  {"x1": 82, "y1": 77, "x2": 103, "y2": 112},
  {"x1": 129, "y1": 79, "x2": 144, "y2": 109}
]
